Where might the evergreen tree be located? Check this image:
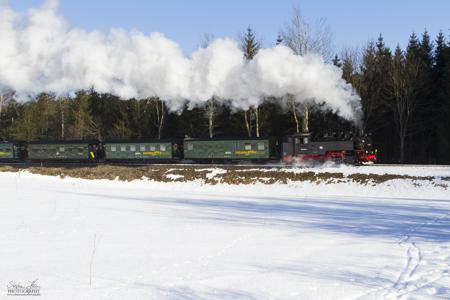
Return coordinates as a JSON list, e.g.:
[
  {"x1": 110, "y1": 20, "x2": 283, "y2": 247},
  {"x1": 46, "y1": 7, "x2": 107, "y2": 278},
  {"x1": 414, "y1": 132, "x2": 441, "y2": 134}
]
[
  {"x1": 0, "y1": 92, "x2": 19, "y2": 140},
  {"x1": 376, "y1": 34, "x2": 391, "y2": 58},
  {"x1": 240, "y1": 26, "x2": 263, "y2": 137},
  {"x1": 332, "y1": 54, "x2": 341, "y2": 68},
  {"x1": 406, "y1": 32, "x2": 420, "y2": 60},
  {"x1": 434, "y1": 31, "x2": 447, "y2": 77},
  {"x1": 68, "y1": 91, "x2": 95, "y2": 140},
  {"x1": 435, "y1": 33, "x2": 450, "y2": 163},
  {"x1": 241, "y1": 26, "x2": 261, "y2": 60},
  {"x1": 371, "y1": 35, "x2": 396, "y2": 162},
  {"x1": 341, "y1": 55, "x2": 355, "y2": 83},
  {"x1": 276, "y1": 33, "x2": 283, "y2": 46},
  {"x1": 416, "y1": 31, "x2": 435, "y2": 163},
  {"x1": 400, "y1": 31, "x2": 435, "y2": 163},
  {"x1": 359, "y1": 42, "x2": 380, "y2": 132}
]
